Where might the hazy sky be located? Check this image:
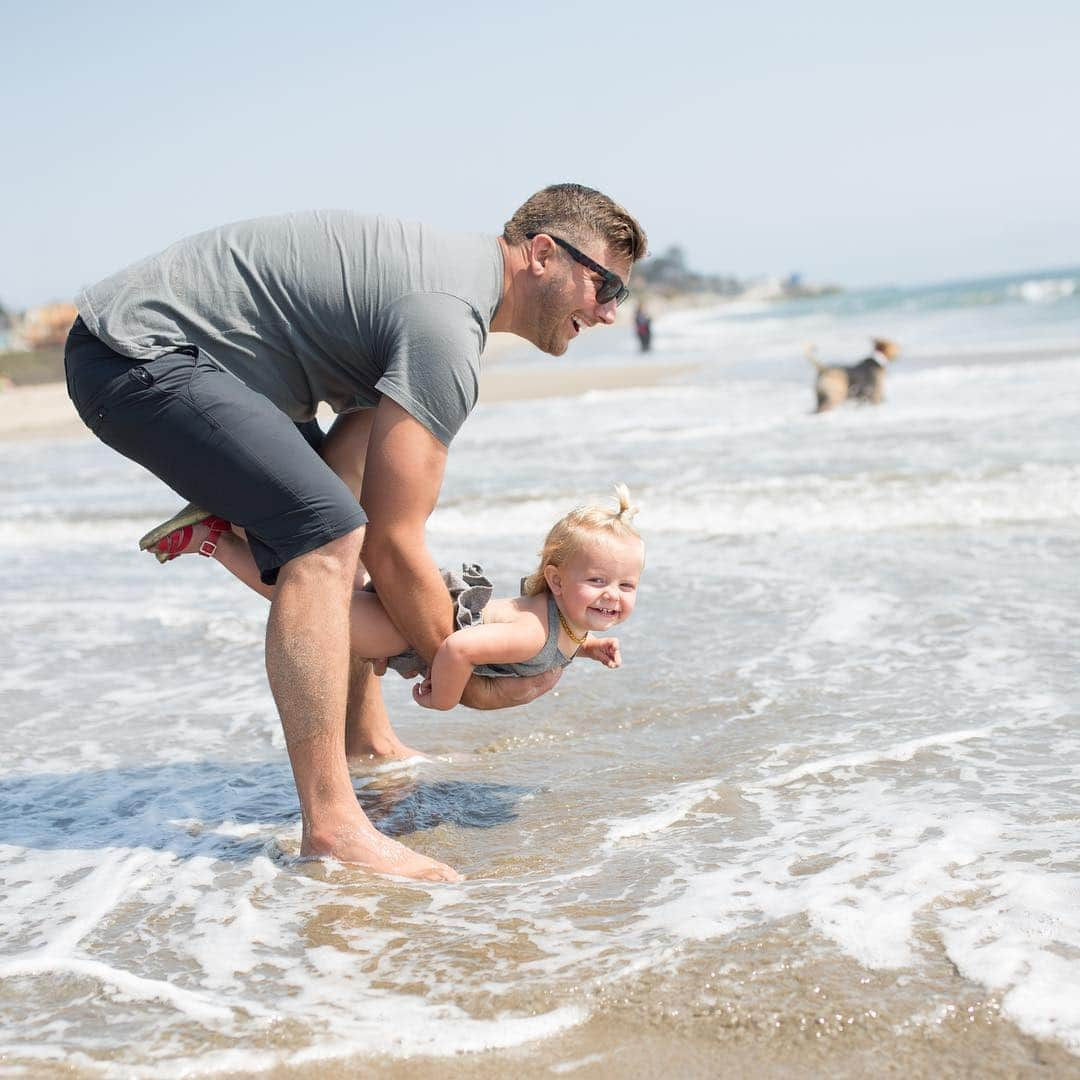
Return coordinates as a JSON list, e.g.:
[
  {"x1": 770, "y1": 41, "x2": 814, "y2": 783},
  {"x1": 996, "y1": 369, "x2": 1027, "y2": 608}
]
[{"x1": 2, "y1": 0, "x2": 1077, "y2": 308}]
